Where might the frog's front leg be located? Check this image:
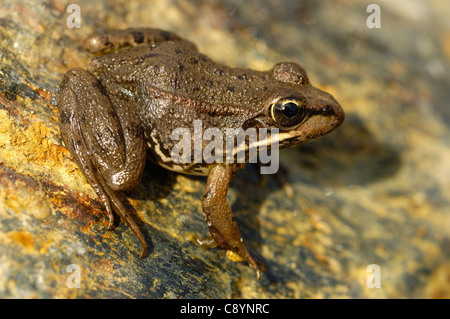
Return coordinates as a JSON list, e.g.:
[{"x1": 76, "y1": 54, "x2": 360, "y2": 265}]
[
  {"x1": 58, "y1": 68, "x2": 148, "y2": 257},
  {"x1": 202, "y1": 164, "x2": 262, "y2": 279}
]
